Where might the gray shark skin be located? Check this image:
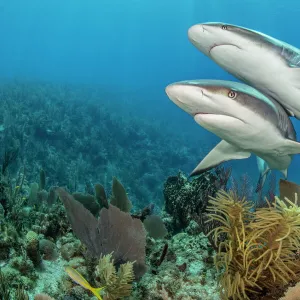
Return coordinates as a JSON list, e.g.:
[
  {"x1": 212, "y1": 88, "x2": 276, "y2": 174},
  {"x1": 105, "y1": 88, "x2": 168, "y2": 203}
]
[
  {"x1": 188, "y1": 22, "x2": 300, "y2": 119},
  {"x1": 165, "y1": 79, "x2": 300, "y2": 189}
]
